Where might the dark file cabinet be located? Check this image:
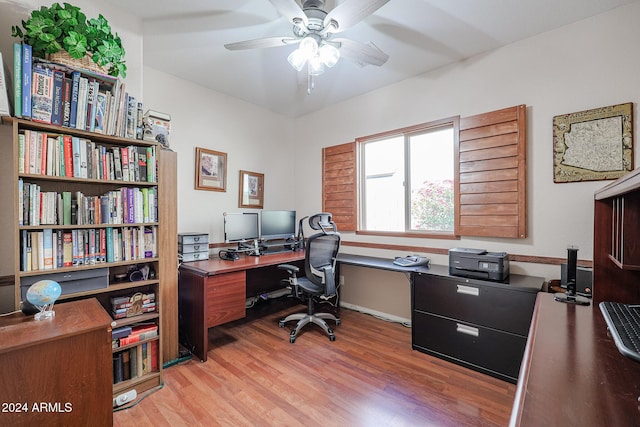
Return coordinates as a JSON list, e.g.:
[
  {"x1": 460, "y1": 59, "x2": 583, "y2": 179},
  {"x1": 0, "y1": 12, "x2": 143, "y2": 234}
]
[{"x1": 412, "y1": 268, "x2": 543, "y2": 383}]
